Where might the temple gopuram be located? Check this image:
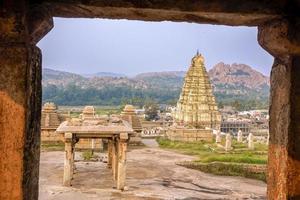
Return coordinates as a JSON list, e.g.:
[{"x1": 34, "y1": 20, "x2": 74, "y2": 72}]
[
  {"x1": 174, "y1": 52, "x2": 221, "y2": 129},
  {"x1": 167, "y1": 52, "x2": 221, "y2": 142}
]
